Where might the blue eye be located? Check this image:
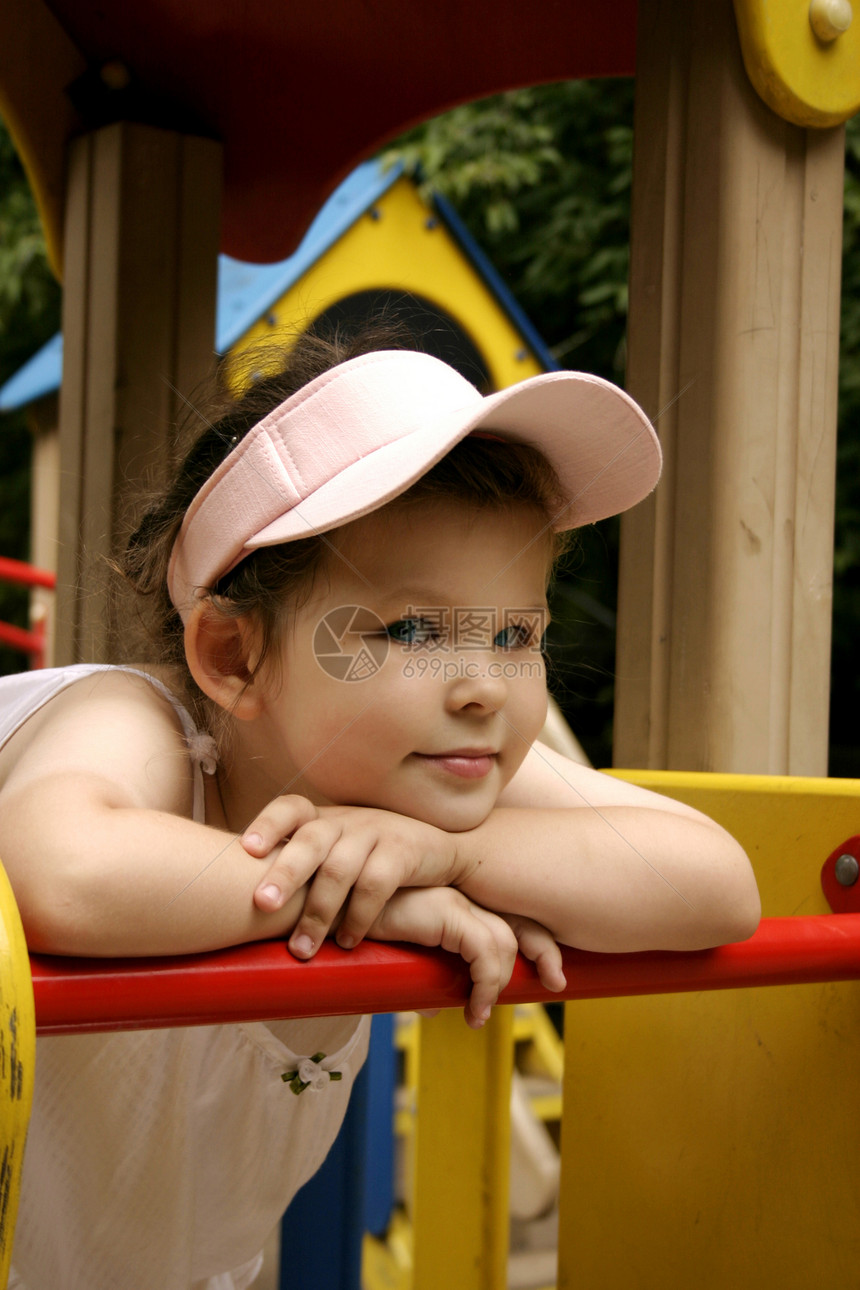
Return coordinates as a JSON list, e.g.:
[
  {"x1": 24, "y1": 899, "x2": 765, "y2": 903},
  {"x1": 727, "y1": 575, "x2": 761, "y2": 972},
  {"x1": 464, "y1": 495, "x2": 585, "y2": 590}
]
[
  {"x1": 386, "y1": 618, "x2": 440, "y2": 645},
  {"x1": 494, "y1": 622, "x2": 534, "y2": 650}
]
